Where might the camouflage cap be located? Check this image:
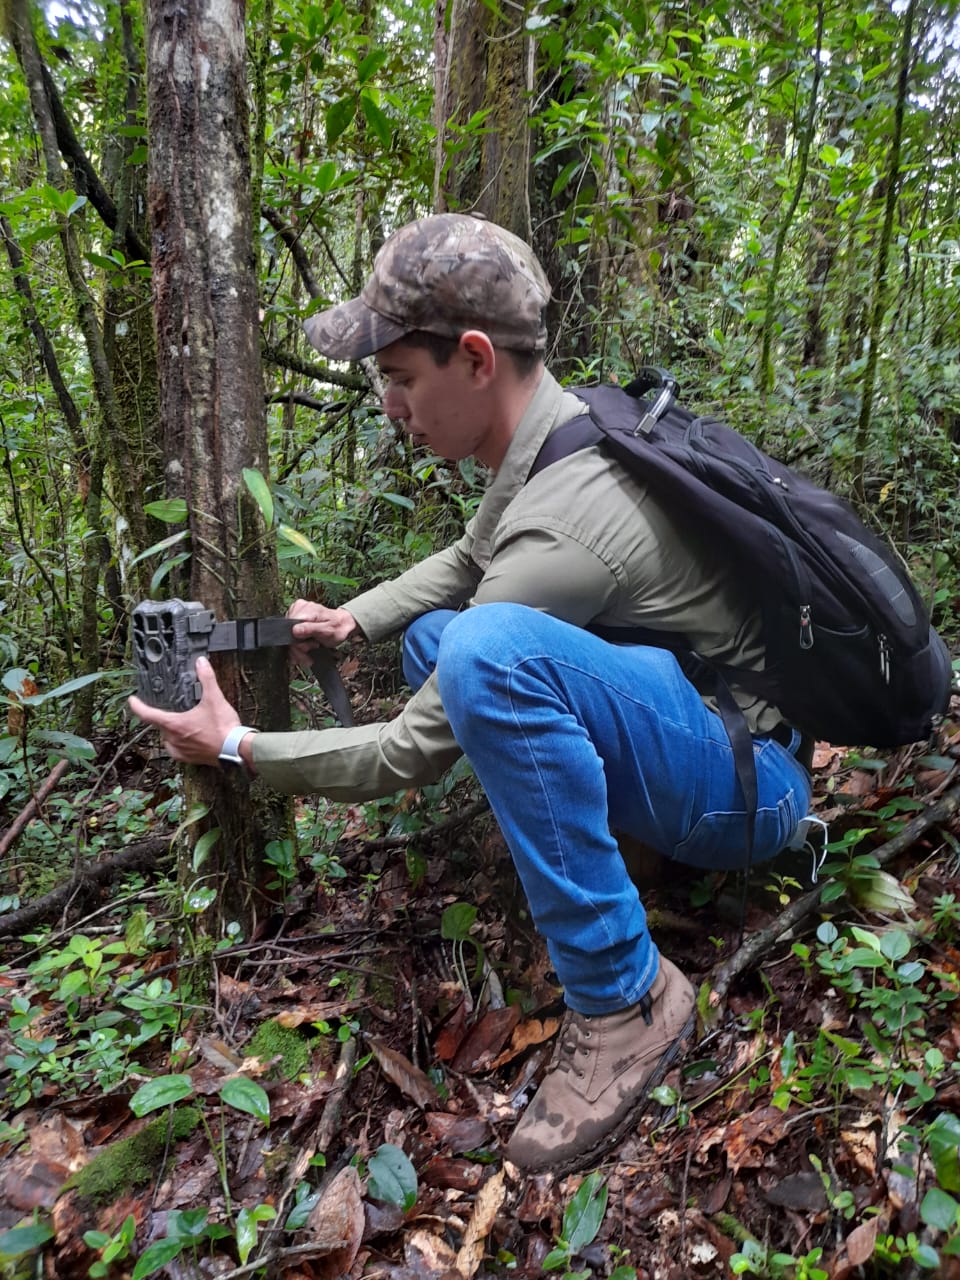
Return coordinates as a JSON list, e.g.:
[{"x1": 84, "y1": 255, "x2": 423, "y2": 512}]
[{"x1": 303, "y1": 214, "x2": 551, "y2": 360}]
